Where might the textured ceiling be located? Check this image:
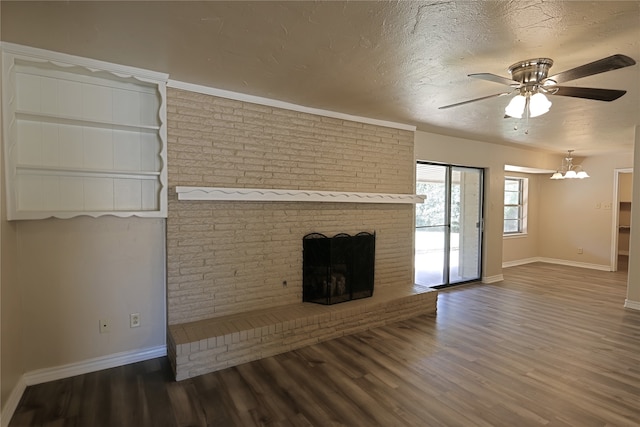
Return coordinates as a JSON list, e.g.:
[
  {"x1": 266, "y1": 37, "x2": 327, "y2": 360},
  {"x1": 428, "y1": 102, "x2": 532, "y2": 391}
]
[{"x1": 2, "y1": 1, "x2": 639, "y2": 155}]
